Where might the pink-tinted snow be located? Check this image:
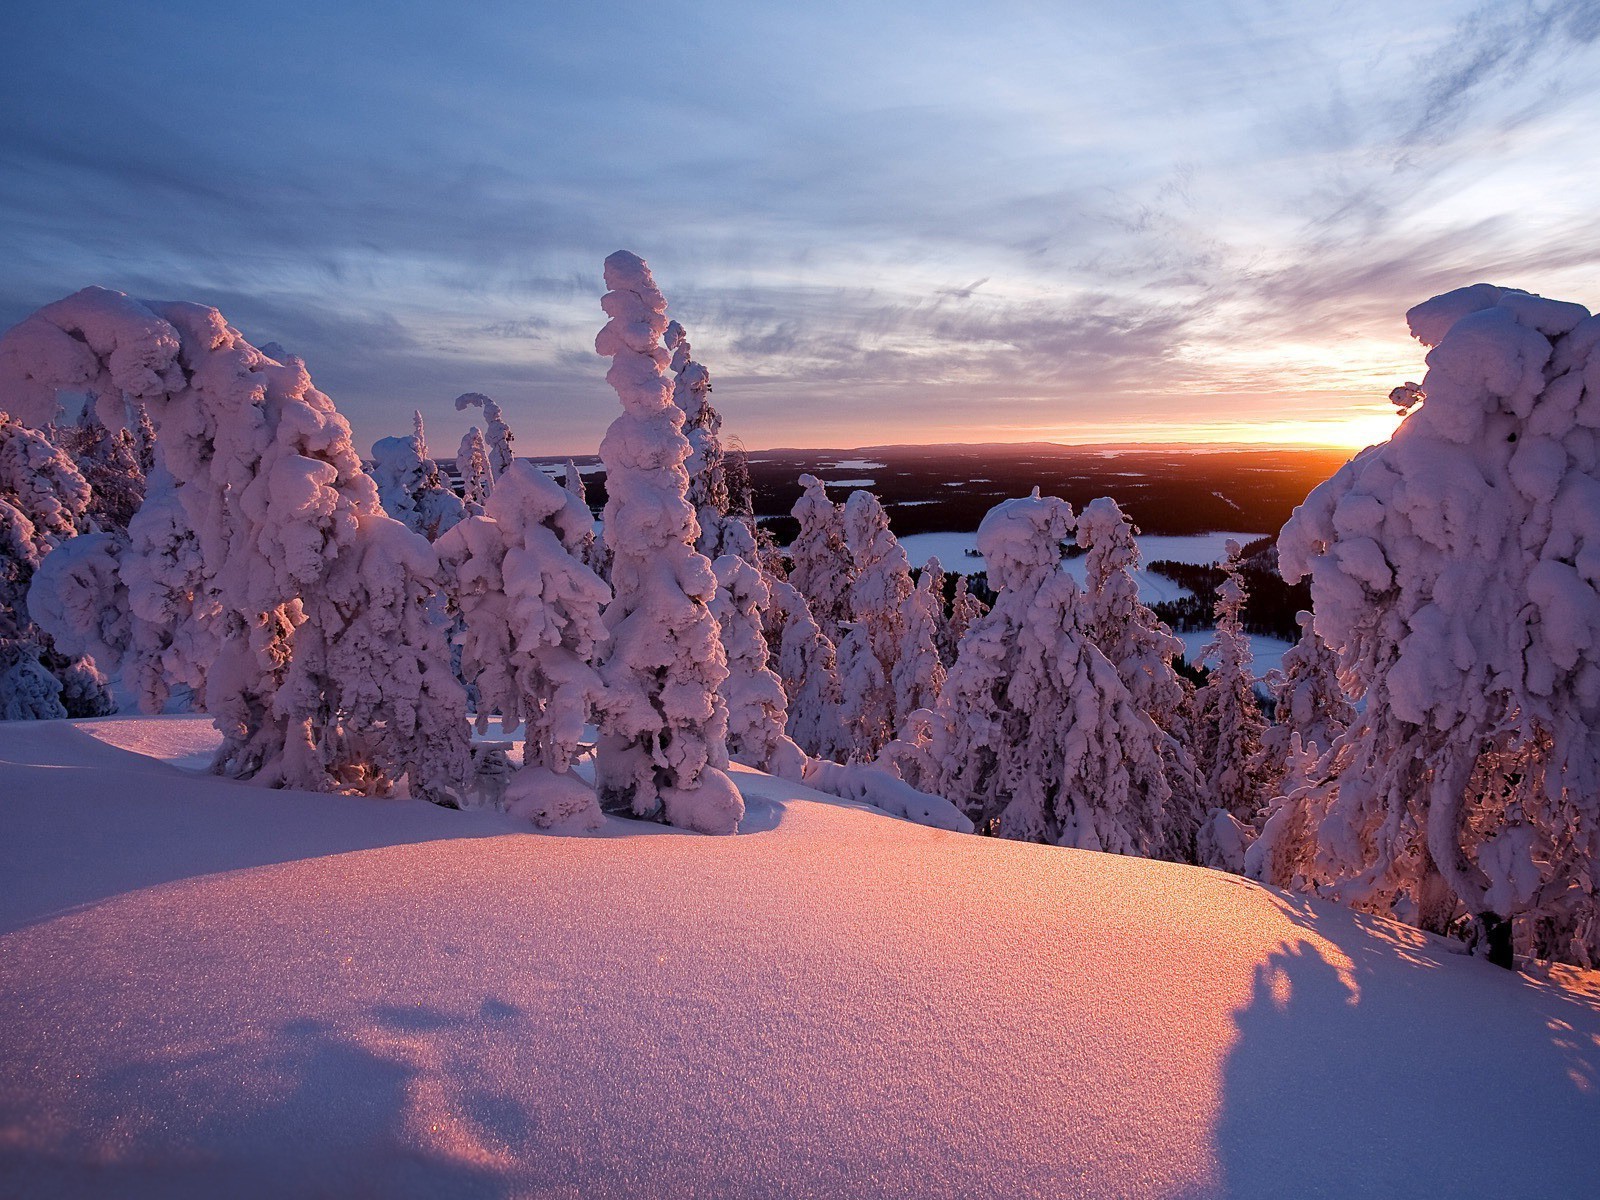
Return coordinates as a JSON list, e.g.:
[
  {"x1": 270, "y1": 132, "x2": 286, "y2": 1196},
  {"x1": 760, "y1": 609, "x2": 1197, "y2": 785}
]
[{"x1": 2, "y1": 717, "x2": 1598, "y2": 1198}]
